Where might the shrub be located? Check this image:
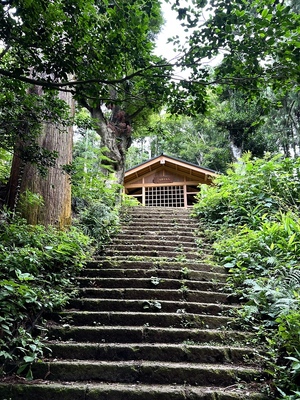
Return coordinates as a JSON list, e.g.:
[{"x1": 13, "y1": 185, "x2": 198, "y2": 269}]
[
  {"x1": 193, "y1": 153, "x2": 300, "y2": 229},
  {"x1": 193, "y1": 154, "x2": 300, "y2": 398},
  {"x1": 77, "y1": 201, "x2": 120, "y2": 251},
  {"x1": 0, "y1": 213, "x2": 91, "y2": 379}
]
